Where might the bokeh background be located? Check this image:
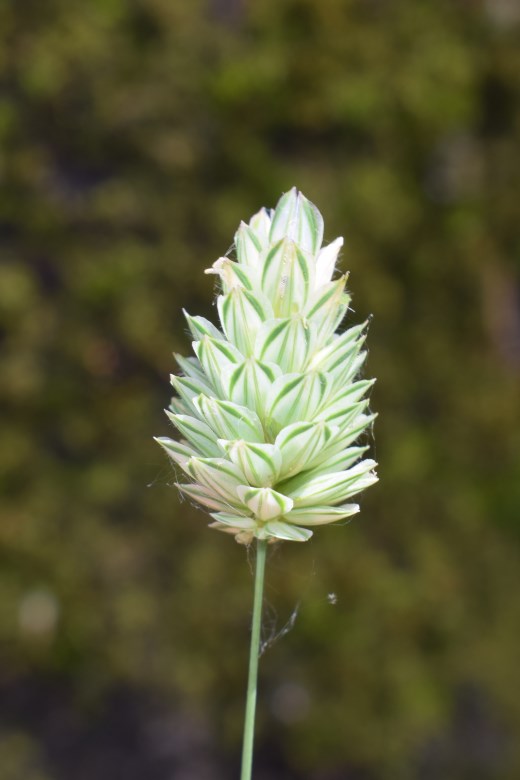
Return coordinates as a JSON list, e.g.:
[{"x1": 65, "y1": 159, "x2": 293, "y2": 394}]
[{"x1": 1, "y1": 1, "x2": 520, "y2": 778}]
